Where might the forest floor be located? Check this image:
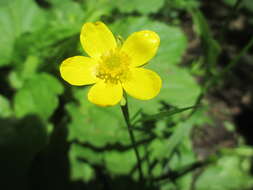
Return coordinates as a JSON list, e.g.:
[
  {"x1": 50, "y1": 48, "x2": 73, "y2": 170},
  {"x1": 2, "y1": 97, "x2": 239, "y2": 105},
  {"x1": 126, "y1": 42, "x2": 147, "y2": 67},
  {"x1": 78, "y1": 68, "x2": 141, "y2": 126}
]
[{"x1": 183, "y1": 0, "x2": 253, "y2": 161}]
